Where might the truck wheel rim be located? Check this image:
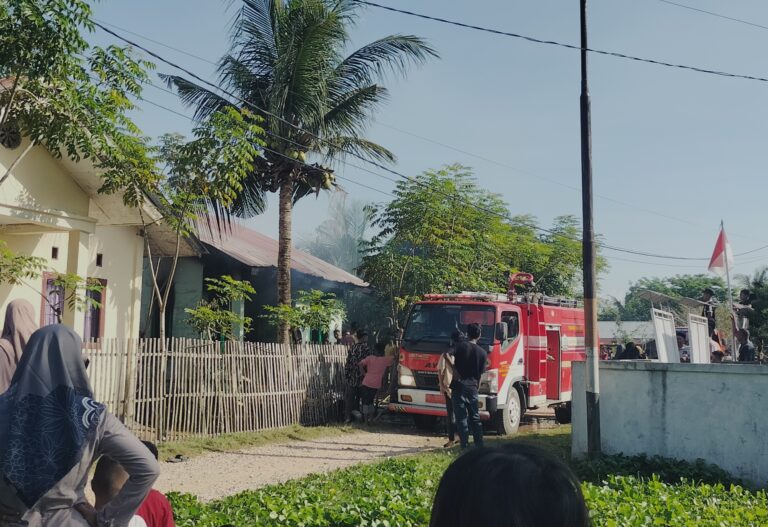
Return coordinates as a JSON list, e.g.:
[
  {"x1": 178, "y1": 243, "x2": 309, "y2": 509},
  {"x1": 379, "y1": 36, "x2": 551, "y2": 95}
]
[{"x1": 508, "y1": 397, "x2": 520, "y2": 426}]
